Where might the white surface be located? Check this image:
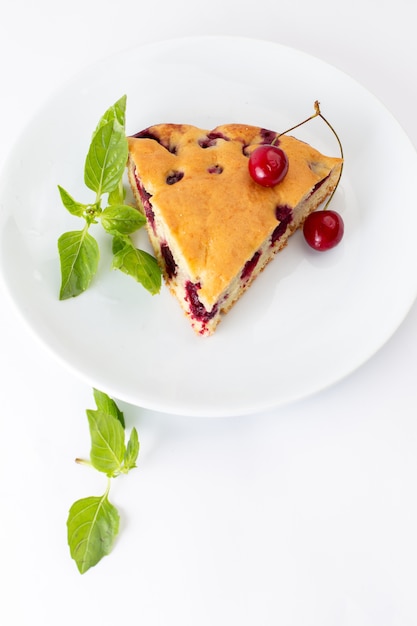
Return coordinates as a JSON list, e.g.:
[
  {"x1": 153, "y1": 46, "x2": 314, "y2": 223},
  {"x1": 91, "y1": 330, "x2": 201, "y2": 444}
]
[
  {"x1": 1, "y1": 1, "x2": 417, "y2": 624},
  {"x1": 3, "y1": 36, "x2": 417, "y2": 418}
]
